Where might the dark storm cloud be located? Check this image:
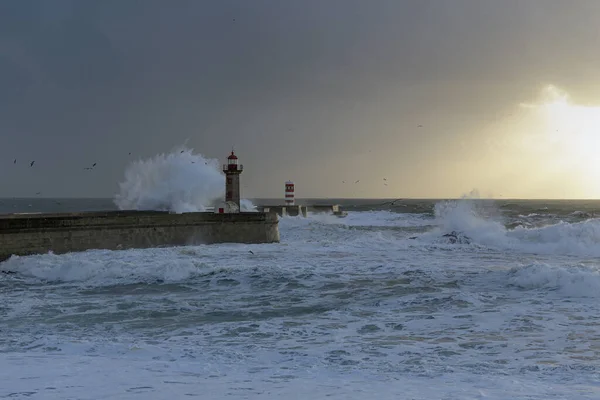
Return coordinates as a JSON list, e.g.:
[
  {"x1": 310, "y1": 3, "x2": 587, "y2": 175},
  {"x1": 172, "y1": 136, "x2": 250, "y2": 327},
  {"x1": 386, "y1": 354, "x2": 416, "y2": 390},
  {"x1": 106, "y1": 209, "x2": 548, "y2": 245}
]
[{"x1": 0, "y1": 0, "x2": 599, "y2": 198}]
